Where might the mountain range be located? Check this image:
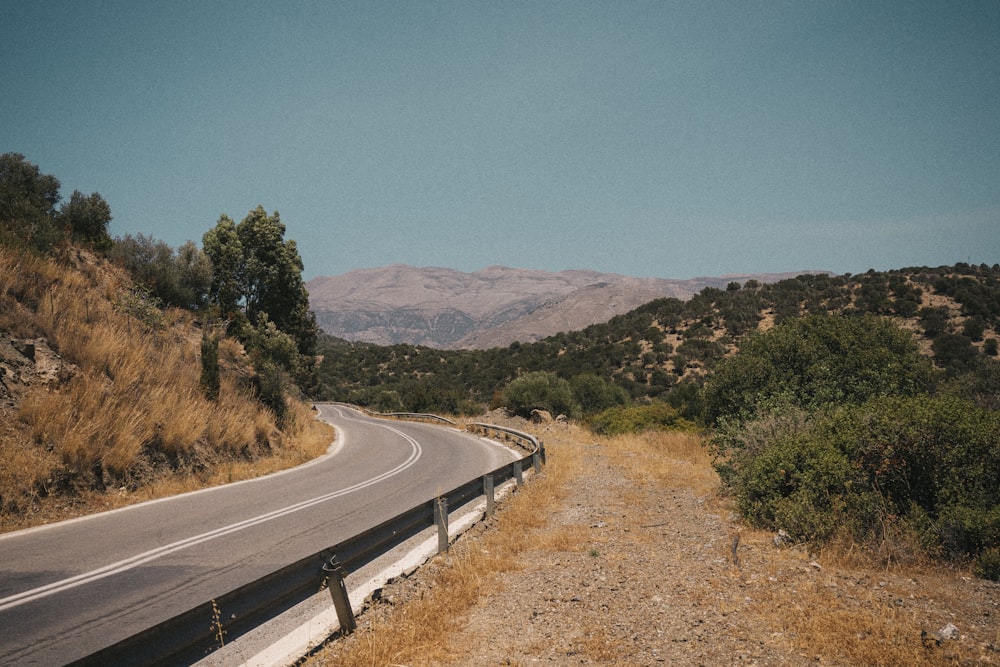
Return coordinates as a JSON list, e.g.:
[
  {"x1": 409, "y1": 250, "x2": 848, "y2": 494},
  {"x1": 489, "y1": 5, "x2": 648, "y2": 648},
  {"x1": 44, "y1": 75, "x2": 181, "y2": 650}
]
[{"x1": 306, "y1": 265, "x2": 824, "y2": 349}]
